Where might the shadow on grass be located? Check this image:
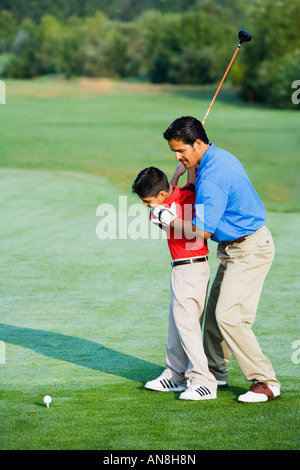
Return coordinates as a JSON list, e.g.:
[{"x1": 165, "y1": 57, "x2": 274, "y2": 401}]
[{"x1": 0, "y1": 323, "x2": 163, "y2": 383}]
